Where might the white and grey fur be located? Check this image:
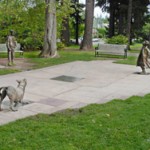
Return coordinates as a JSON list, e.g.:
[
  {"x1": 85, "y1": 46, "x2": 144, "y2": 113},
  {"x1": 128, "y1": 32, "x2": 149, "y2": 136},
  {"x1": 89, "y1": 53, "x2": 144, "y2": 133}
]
[{"x1": 0, "y1": 79, "x2": 27, "y2": 111}]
